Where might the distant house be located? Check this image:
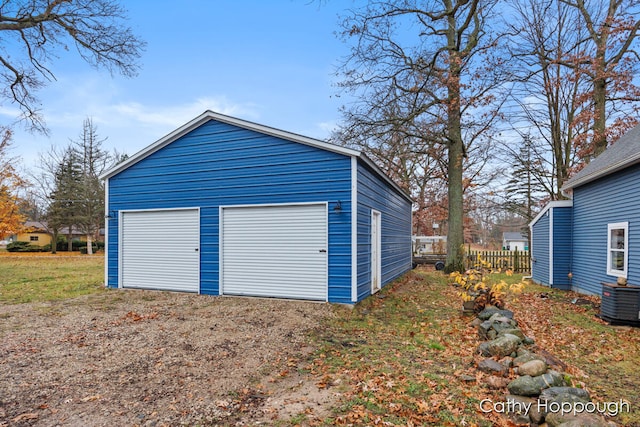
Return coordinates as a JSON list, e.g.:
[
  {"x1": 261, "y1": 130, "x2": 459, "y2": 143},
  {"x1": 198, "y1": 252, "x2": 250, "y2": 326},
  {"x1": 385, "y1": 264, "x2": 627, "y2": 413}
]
[
  {"x1": 12, "y1": 221, "x2": 51, "y2": 247},
  {"x1": 530, "y1": 124, "x2": 640, "y2": 295},
  {"x1": 10, "y1": 222, "x2": 104, "y2": 247},
  {"x1": 502, "y1": 232, "x2": 528, "y2": 251}
]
